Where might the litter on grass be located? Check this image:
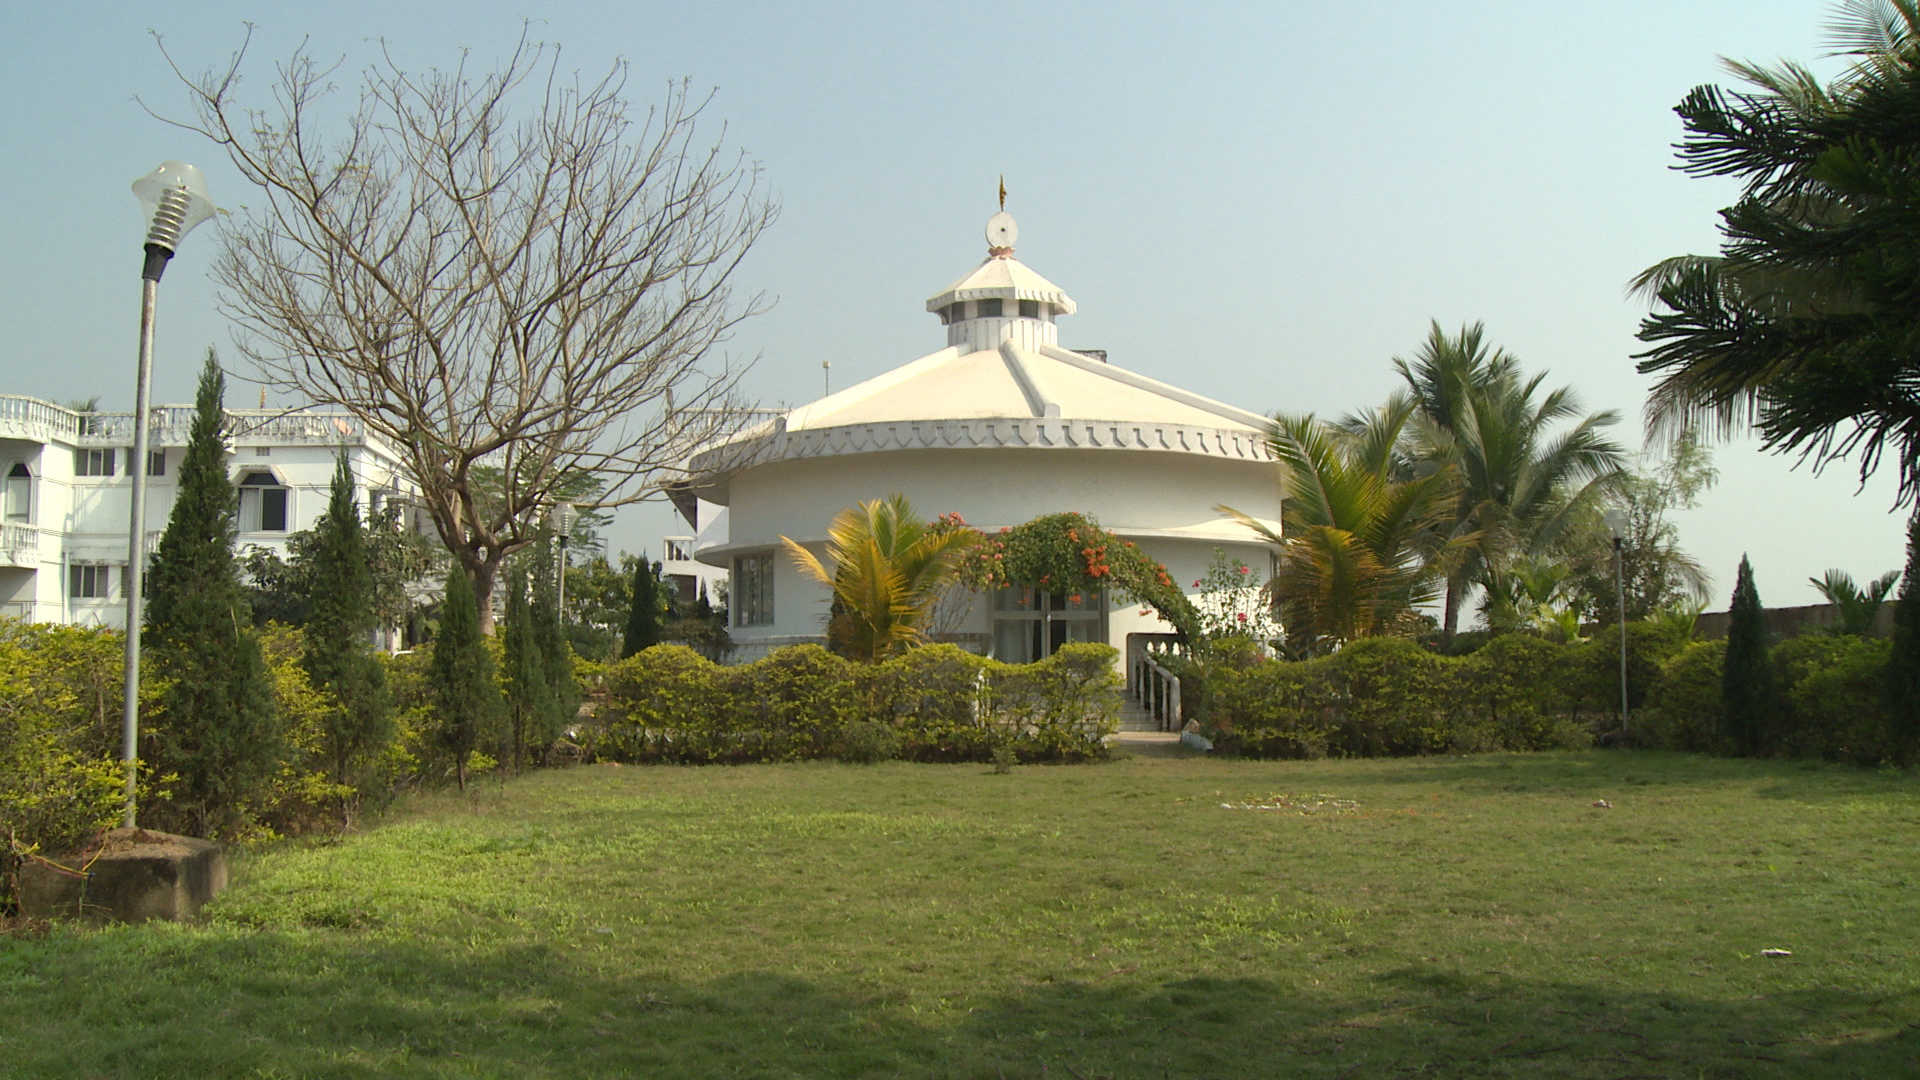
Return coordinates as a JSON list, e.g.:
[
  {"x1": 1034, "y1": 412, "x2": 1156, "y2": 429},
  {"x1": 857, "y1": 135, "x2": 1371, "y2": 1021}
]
[{"x1": 1221, "y1": 793, "x2": 1359, "y2": 815}]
